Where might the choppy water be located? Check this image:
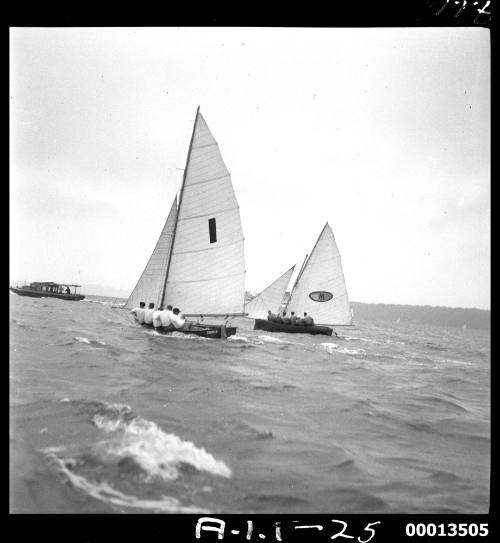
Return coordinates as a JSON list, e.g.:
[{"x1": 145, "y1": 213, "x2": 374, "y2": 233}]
[{"x1": 9, "y1": 293, "x2": 490, "y2": 514}]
